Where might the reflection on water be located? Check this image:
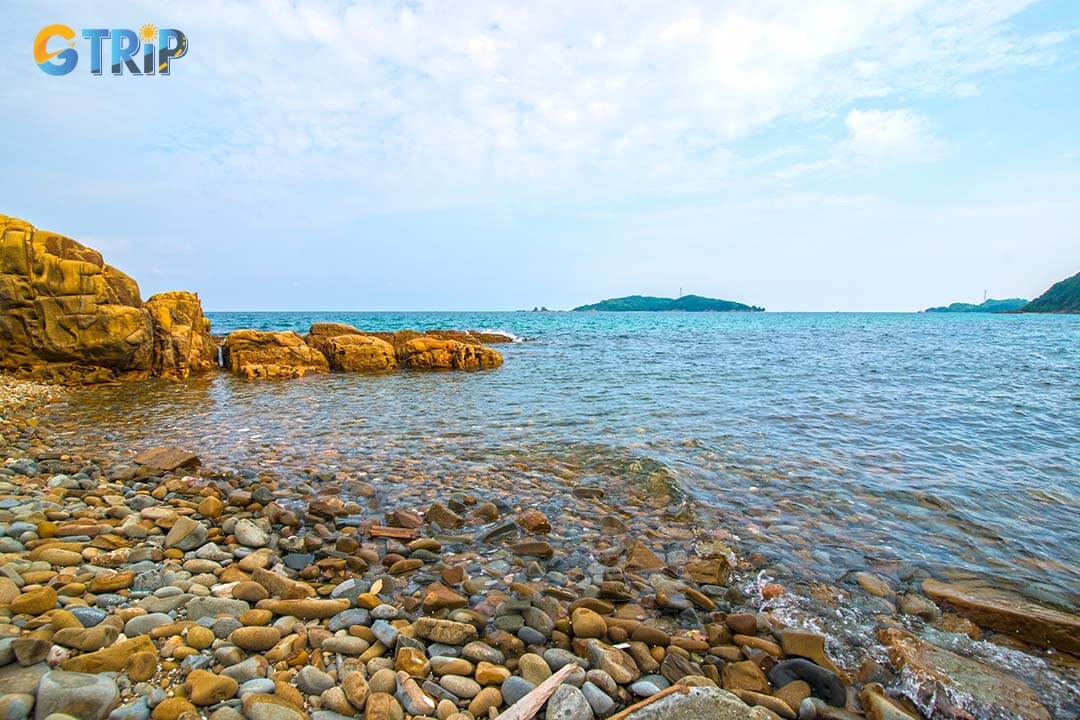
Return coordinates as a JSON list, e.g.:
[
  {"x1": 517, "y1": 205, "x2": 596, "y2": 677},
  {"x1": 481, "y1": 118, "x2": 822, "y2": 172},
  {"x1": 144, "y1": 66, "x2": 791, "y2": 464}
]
[{"x1": 46, "y1": 311, "x2": 1079, "y2": 613}]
